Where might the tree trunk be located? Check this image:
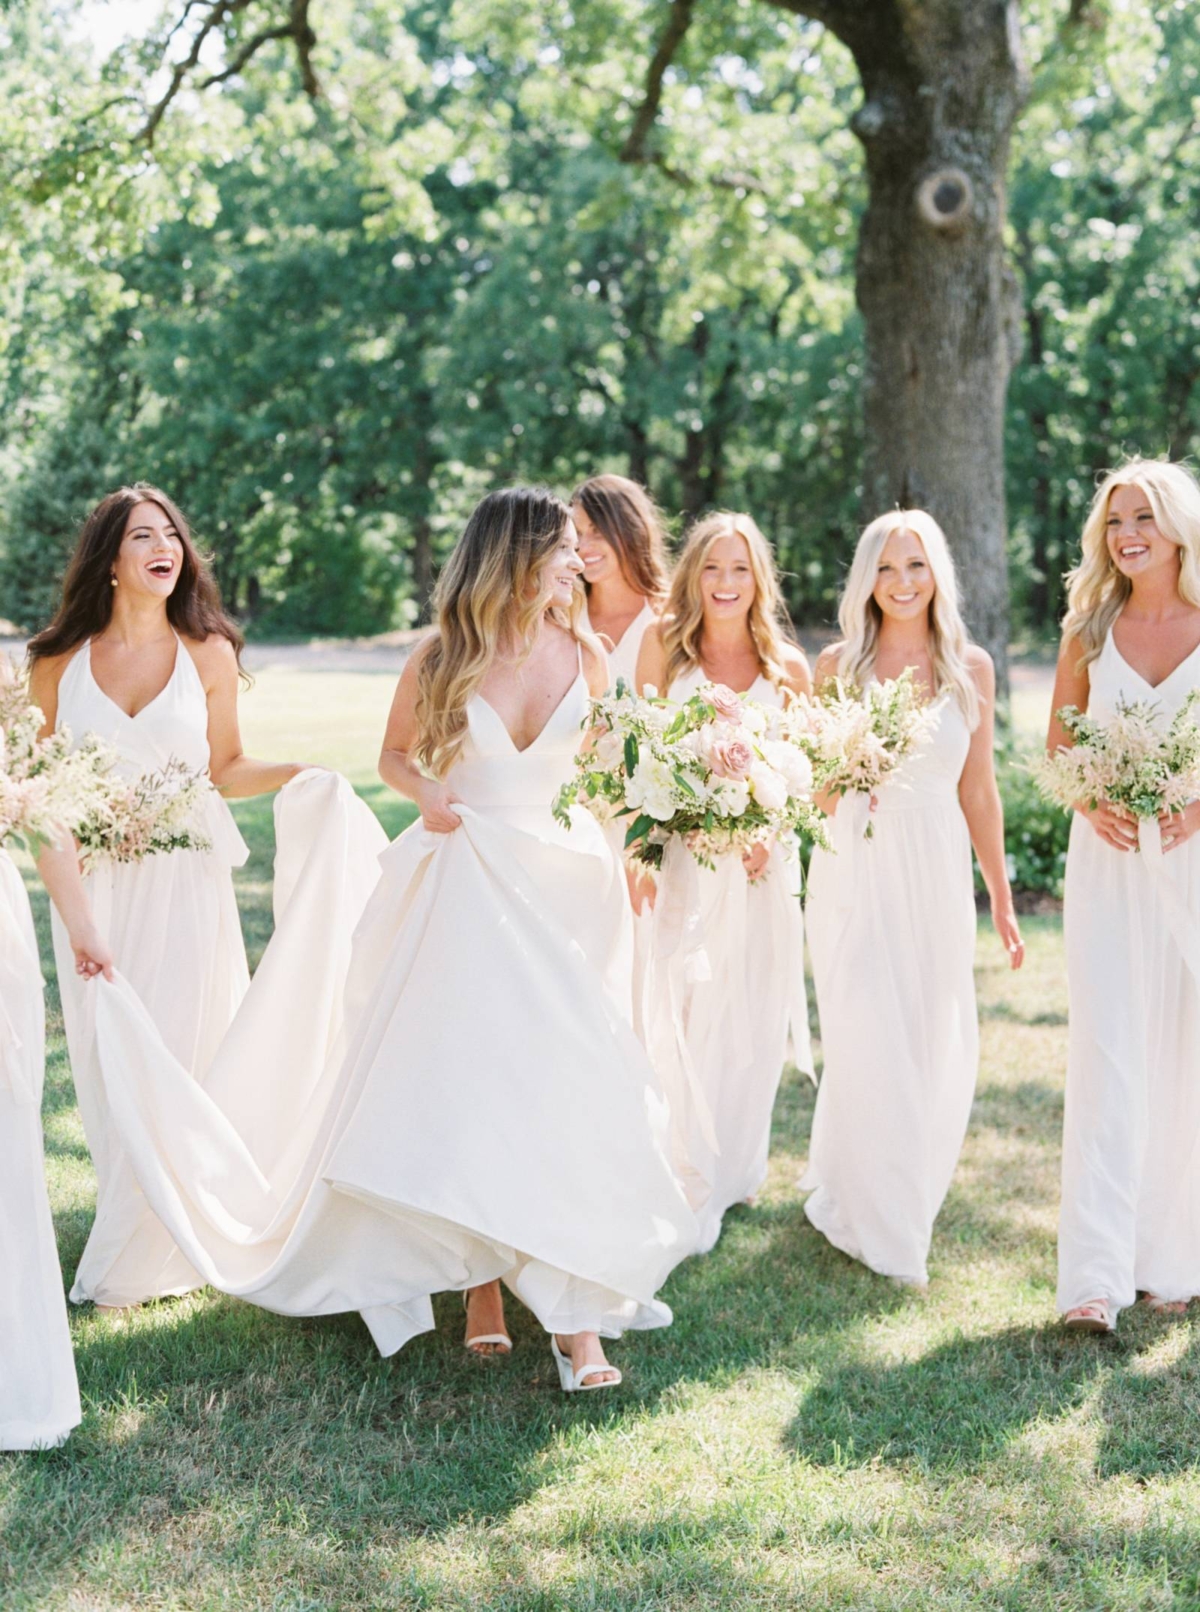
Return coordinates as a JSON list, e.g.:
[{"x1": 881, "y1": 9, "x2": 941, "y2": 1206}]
[{"x1": 773, "y1": 0, "x2": 1028, "y2": 686}]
